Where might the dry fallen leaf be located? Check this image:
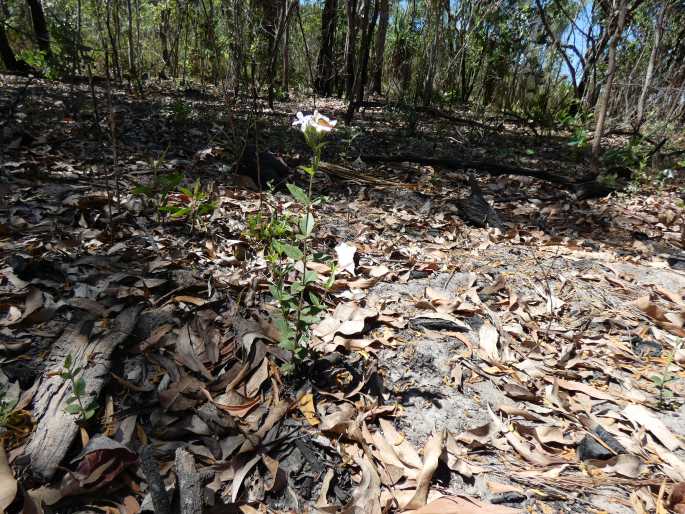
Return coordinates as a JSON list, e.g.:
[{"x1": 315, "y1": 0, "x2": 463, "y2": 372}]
[
  {"x1": 478, "y1": 322, "x2": 500, "y2": 360},
  {"x1": 407, "y1": 494, "x2": 521, "y2": 513},
  {"x1": 336, "y1": 241, "x2": 358, "y2": 276},
  {"x1": 404, "y1": 430, "x2": 446, "y2": 509},
  {"x1": 298, "y1": 392, "x2": 320, "y2": 426},
  {"x1": 669, "y1": 482, "x2": 685, "y2": 514},
  {"x1": 623, "y1": 404, "x2": 681, "y2": 451},
  {"x1": 0, "y1": 446, "x2": 17, "y2": 512}
]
